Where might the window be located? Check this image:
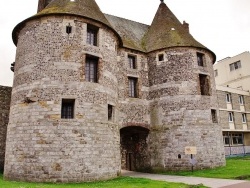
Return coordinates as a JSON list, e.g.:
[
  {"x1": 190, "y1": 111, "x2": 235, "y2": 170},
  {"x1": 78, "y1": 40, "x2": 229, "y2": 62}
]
[
  {"x1": 232, "y1": 133, "x2": 243, "y2": 145},
  {"x1": 239, "y1": 95, "x2": 244, "y2": 105},
  {"x1": 226, "y1": 93, "x2": 231, "y2": 103},
  {"x1": 199, "y1": 74, "x2": 210, "y2": 95},
  {"x1": 197, "y1": 52, "x2": 204, "y2": 66},
  {"x1": 214, "y1": 69, "x2": 218, "y2": 77},
  {"x1": 211, "y1": 109, "x2": 218, "y2": 123},
  {"x1": 223, "y1": 133, "x2": 230, "y2": 145},
  {"x1": 228, "y1": 112, "x2": 234, "y2": 122},
  {"x1": 242, "y1": 113, "x2": 247, "y2": 123},
  {"x1": 66, "y1": 23, "x2": 72, "y2": 34},
  {"x1": 87, "y1": 25, "x2": 98, "y2": 46},
  {"x1": 128, "y1": 77, "x2": 138, "y2": 98},
  {"x1": 158, "y1": 54, "x2": 164, "y2": 61},
  {"x1": 85, "y1": 56, "x2": 98, "y2": 83},
  {"x1": 128, "y1": 55, "x2": 136, "y2": 69},
  {"x1": 229, "y1": 61, "x2": 241, "y2": 71},
  {"x1": 108, "y1": 104, "x2": 113, "y2": 121},
  {"x1": 61, "y1": 99, "x2": 75, "y2": 119}
]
